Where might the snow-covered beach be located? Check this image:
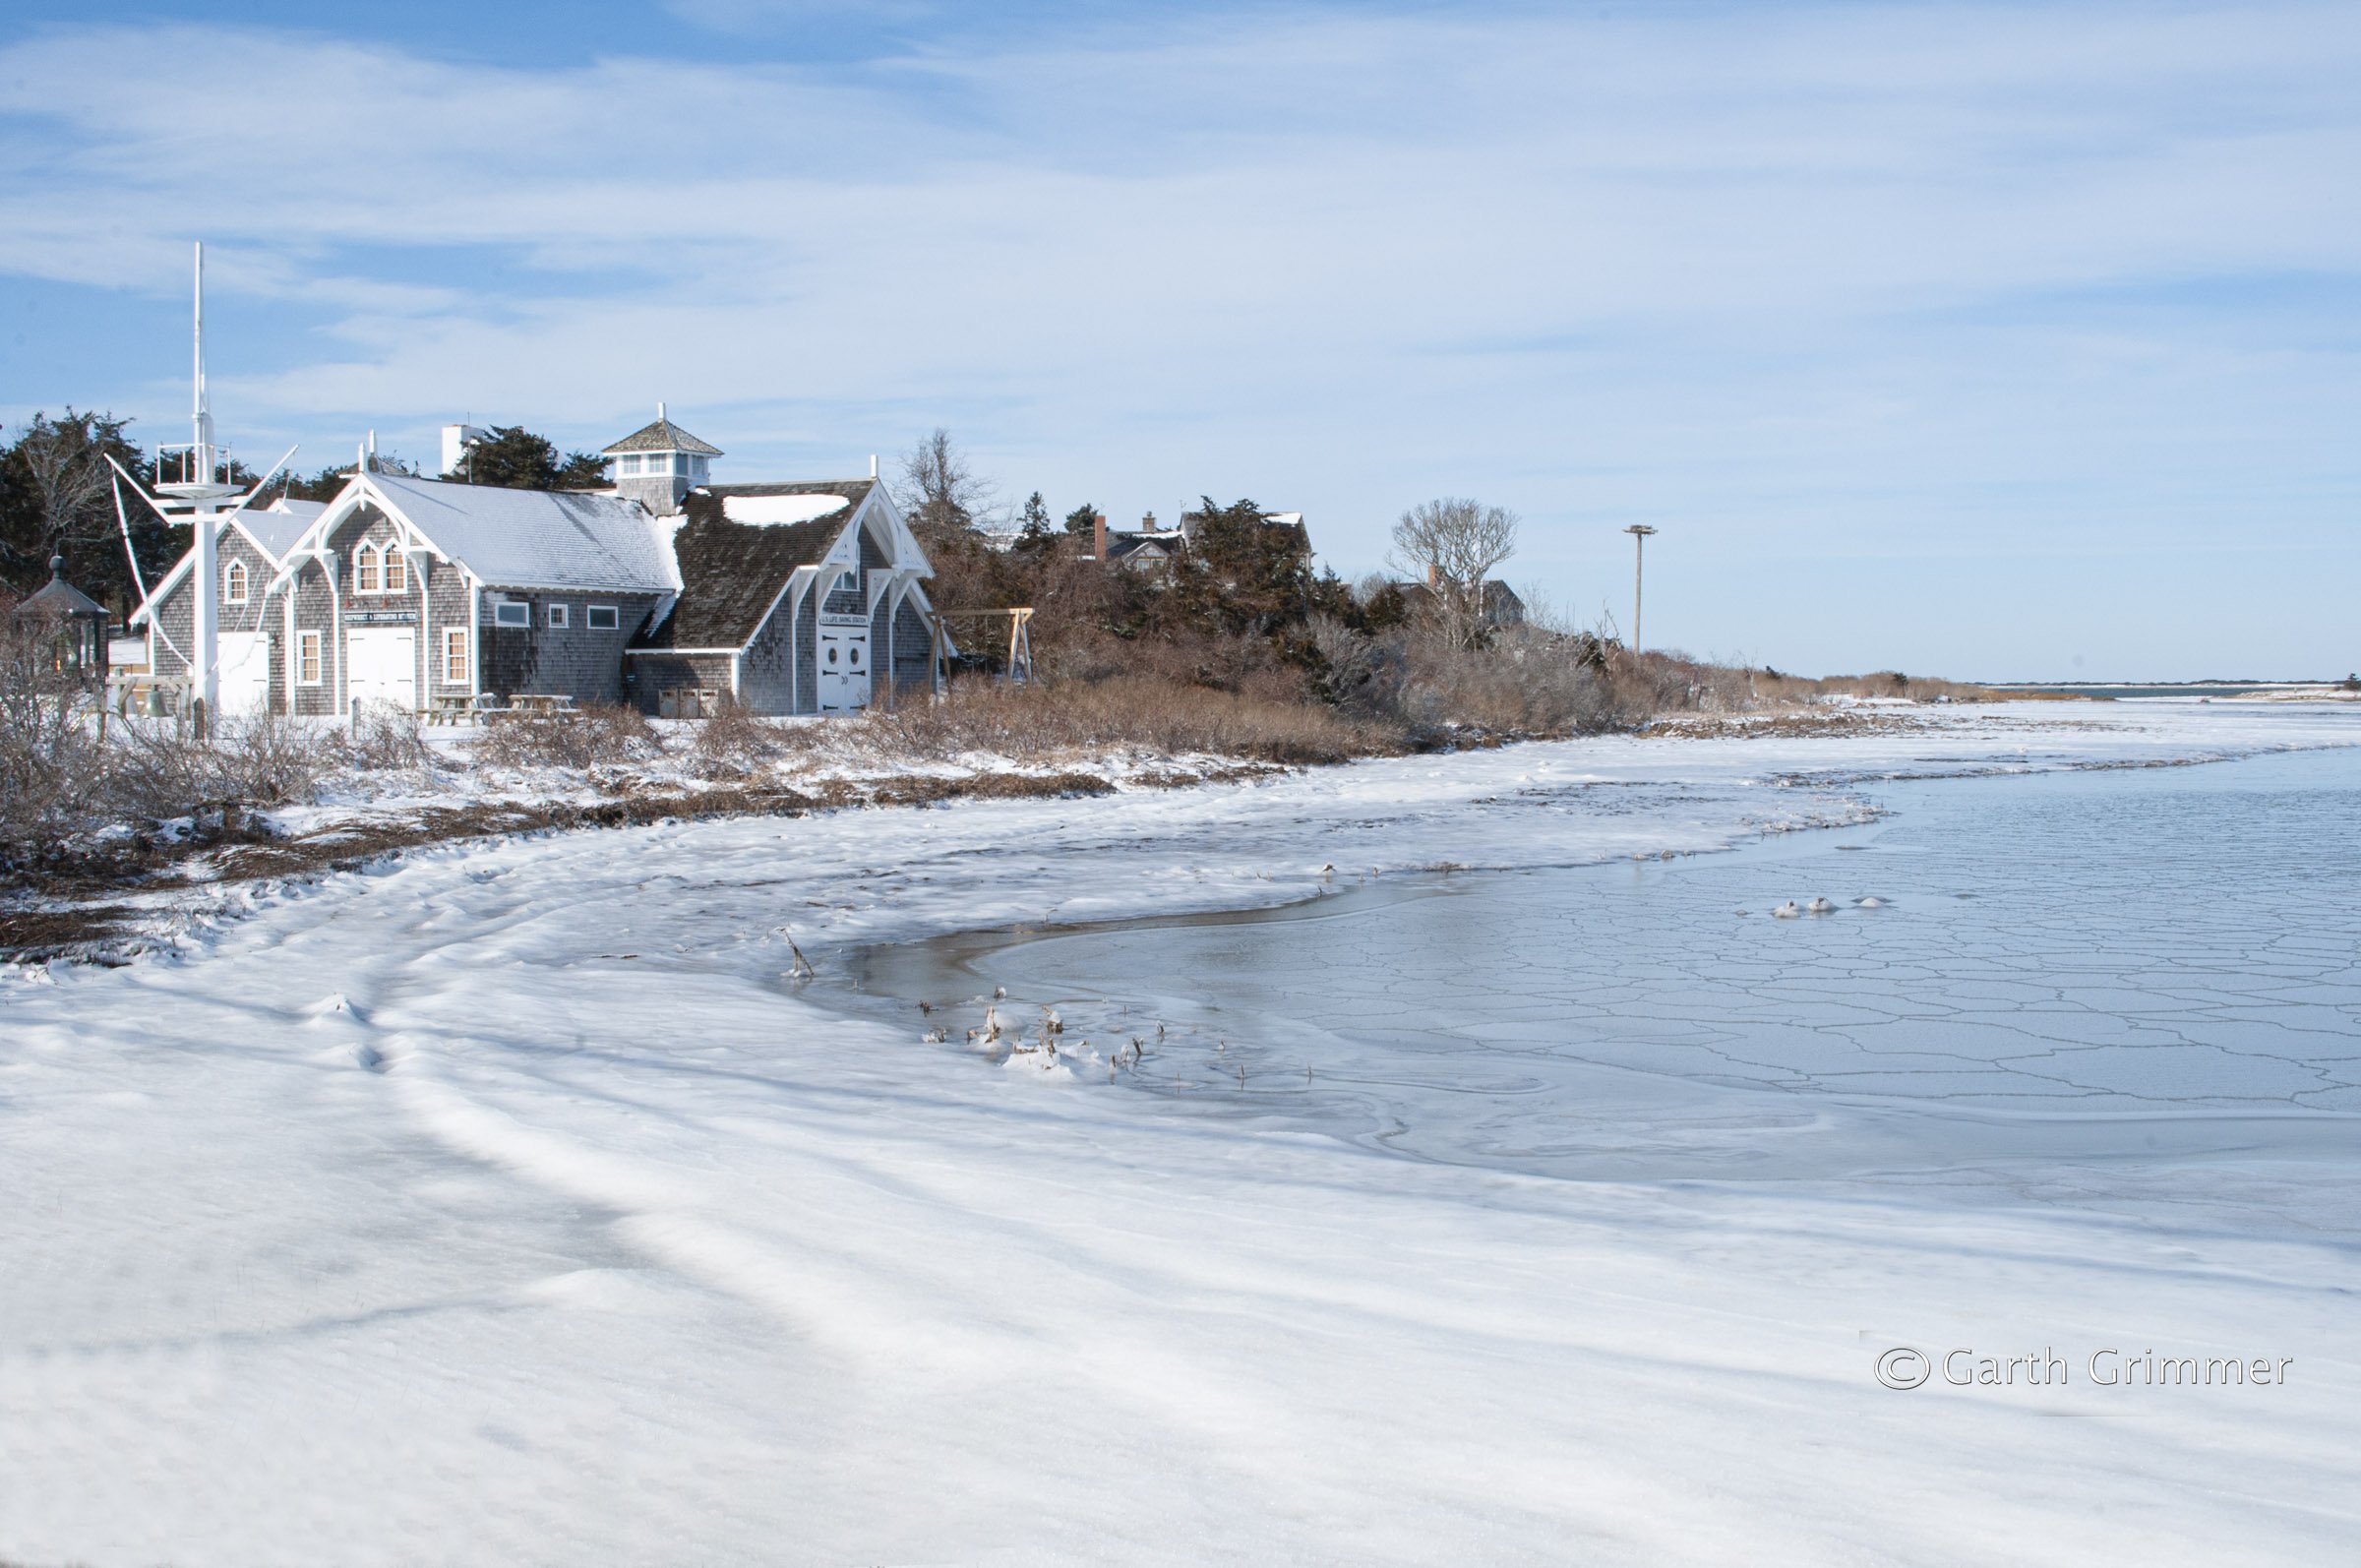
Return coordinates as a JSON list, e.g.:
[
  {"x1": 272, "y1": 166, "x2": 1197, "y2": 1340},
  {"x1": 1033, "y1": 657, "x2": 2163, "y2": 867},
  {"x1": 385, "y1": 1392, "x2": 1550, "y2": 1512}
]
[{"x1": 5, "y1": 701, "x2": 2358, "y2": 1566}]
